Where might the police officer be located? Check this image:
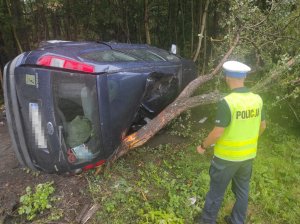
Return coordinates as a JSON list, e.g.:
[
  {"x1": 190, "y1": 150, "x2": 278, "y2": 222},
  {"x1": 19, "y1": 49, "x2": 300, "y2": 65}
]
[{"x1": 197, "y1": 61, "x2": 266, "y2": 224}]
